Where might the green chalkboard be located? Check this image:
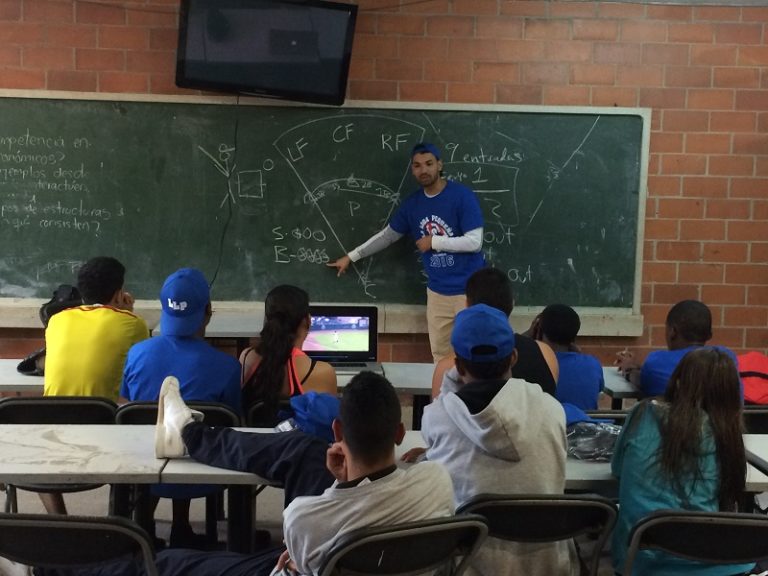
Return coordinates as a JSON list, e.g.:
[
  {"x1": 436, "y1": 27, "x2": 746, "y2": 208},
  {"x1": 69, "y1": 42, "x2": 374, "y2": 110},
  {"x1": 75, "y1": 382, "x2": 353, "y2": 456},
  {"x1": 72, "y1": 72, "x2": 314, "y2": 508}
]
[{"x1": 0, "y1": 94, "x2": 647, "y2": 308}]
